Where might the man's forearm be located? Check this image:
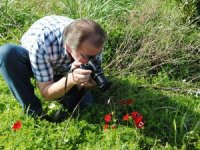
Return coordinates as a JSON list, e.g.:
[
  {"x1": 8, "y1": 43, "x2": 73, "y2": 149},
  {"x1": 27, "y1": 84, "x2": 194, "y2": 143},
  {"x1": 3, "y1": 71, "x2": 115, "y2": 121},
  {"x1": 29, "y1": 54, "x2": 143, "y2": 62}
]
[{"x1": 42, "y1": 73, "x2": 75, "y2": 100}]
